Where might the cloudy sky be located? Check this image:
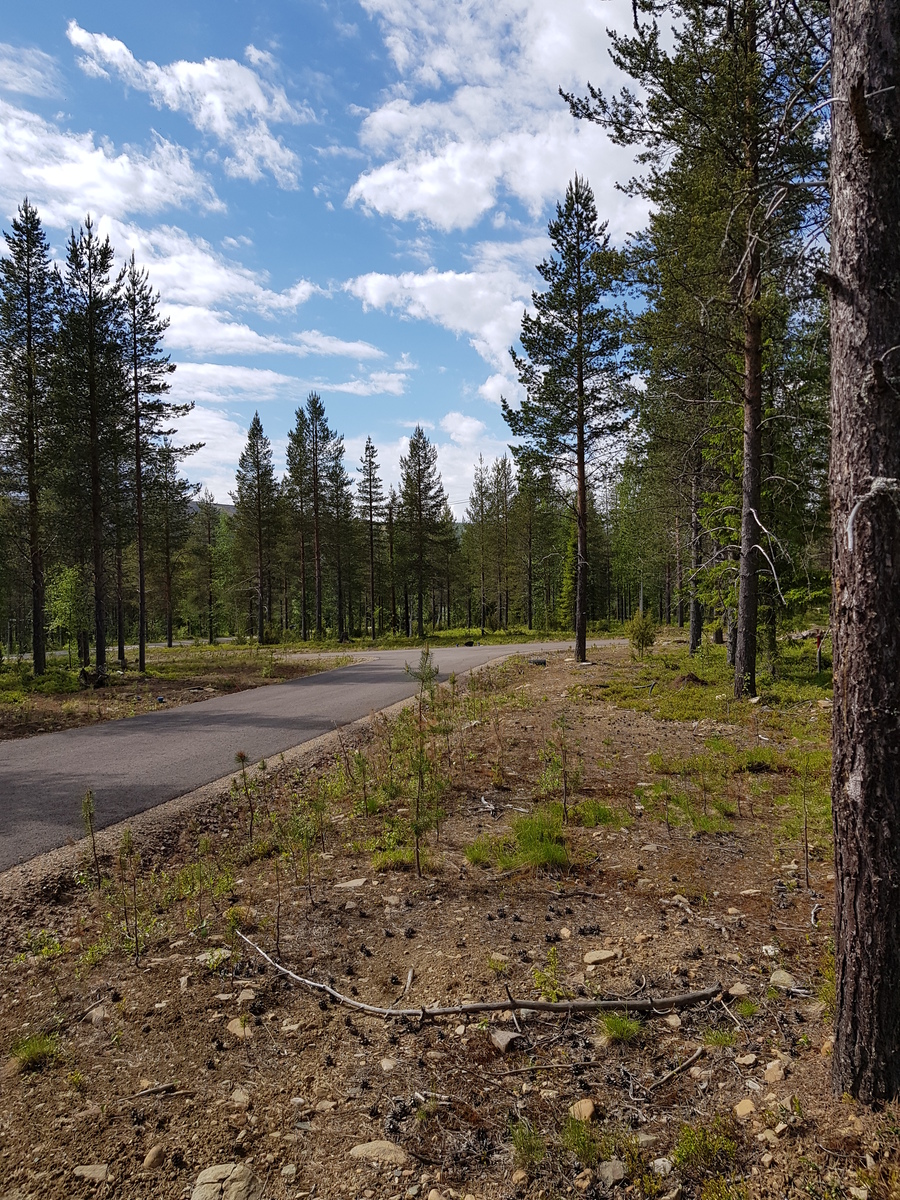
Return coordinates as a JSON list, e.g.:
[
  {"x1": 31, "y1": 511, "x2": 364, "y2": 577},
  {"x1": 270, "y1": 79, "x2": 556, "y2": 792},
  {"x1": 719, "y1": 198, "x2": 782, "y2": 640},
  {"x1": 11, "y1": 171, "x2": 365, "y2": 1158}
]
[{"x1": 1, "y1": 0, "x2": 645, "y2": 511}]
